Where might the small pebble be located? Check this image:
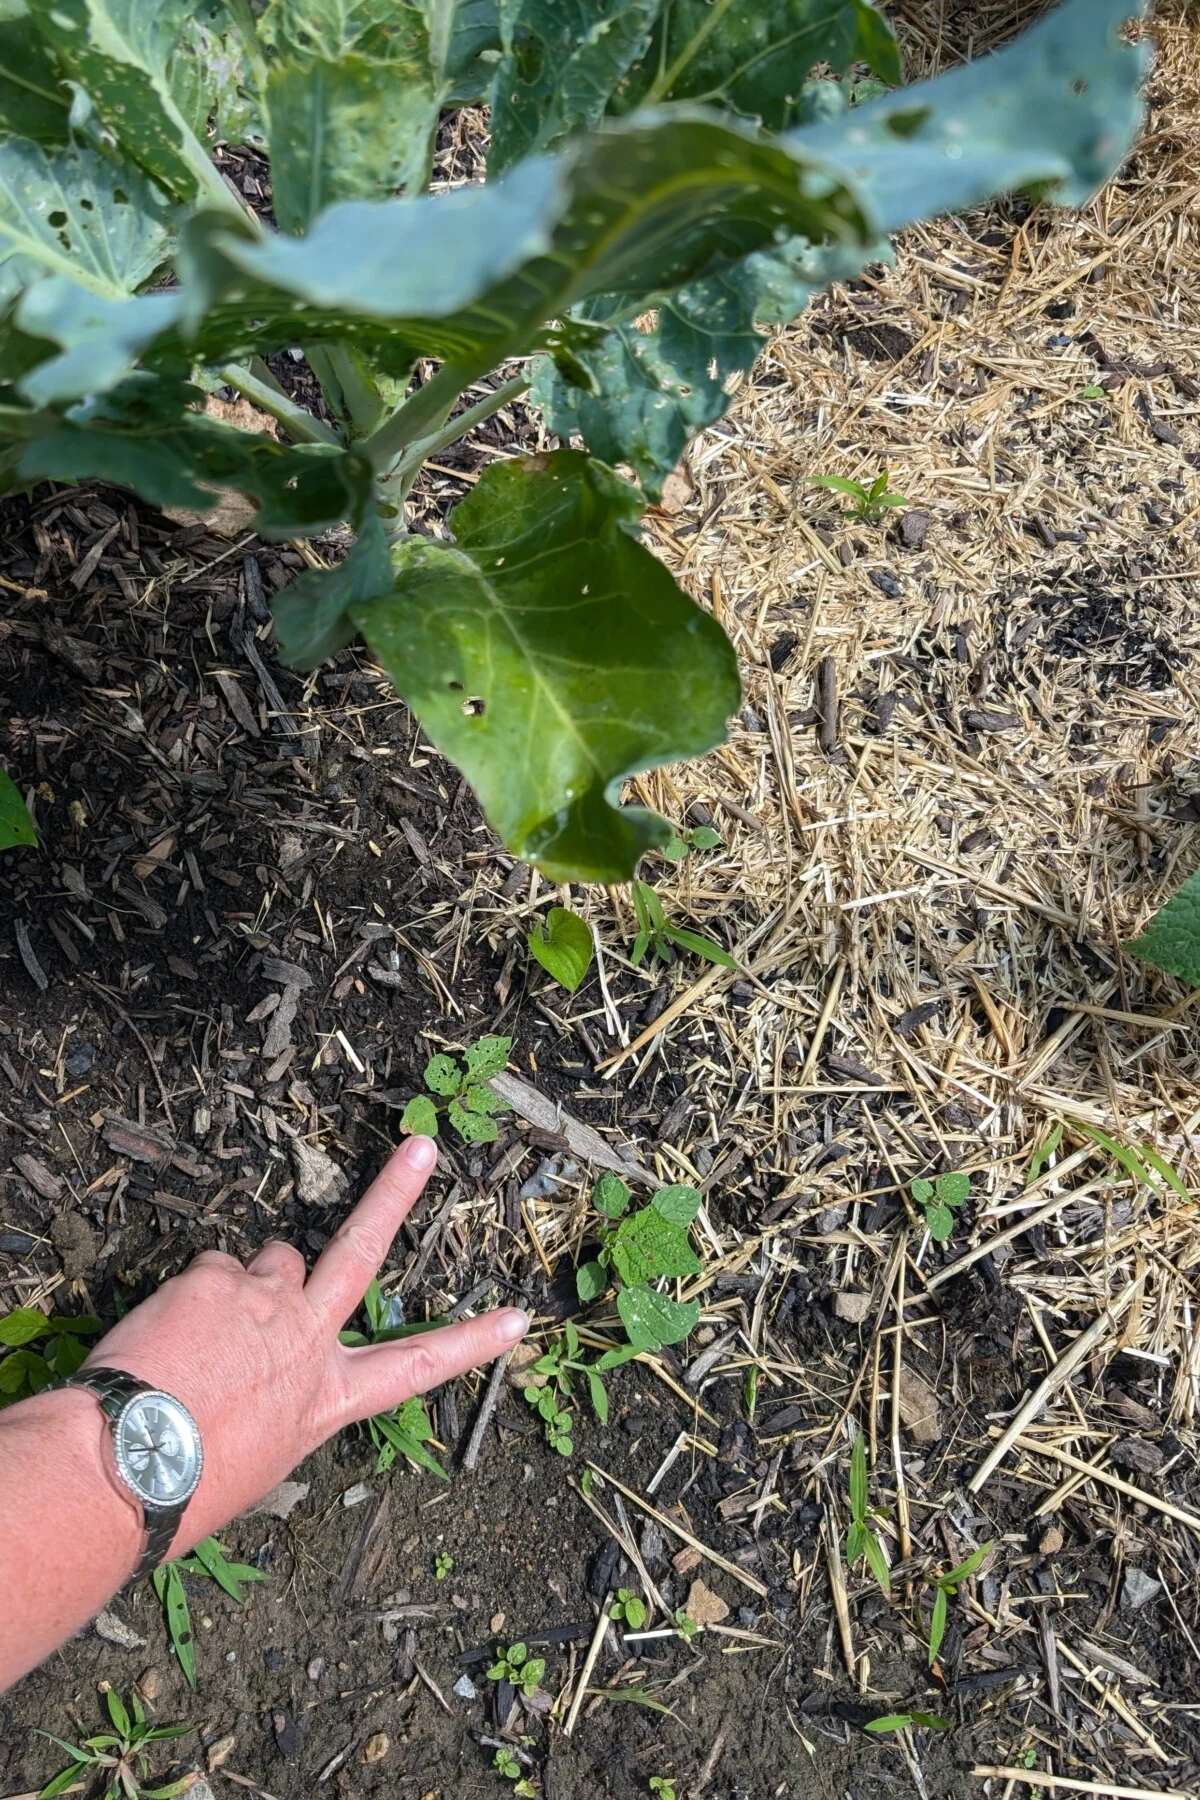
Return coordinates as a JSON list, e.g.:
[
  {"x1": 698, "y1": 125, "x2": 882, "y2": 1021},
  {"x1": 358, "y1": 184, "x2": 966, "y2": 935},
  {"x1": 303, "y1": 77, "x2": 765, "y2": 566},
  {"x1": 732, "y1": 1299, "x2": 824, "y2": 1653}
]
[
  {"x1": 307, "y1": 1656, "x2": 326, "y2": 1682},
  {"x1": 264, "y1": 1647, "x2": 283, "y2": 1670},
  {"x1": 364, "y1": 1733, "x2": 389, "y2": 1764},
  {"x1": 453, "y1": 1675, "x2": 478, "y2": 1702},
  {"x1": 65, "y1": 1041, "x2": 96, "y2": 1077},
  {"x1": 1038, "y1": 1525, "x2": 1064, "y2": 1556},
  {"x1": 138, "y1": 1668, "x2": 160, "y2": 1701},
  {"x1": 225, "y1": 1651, "x2": 237, "y2": 1663}
]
